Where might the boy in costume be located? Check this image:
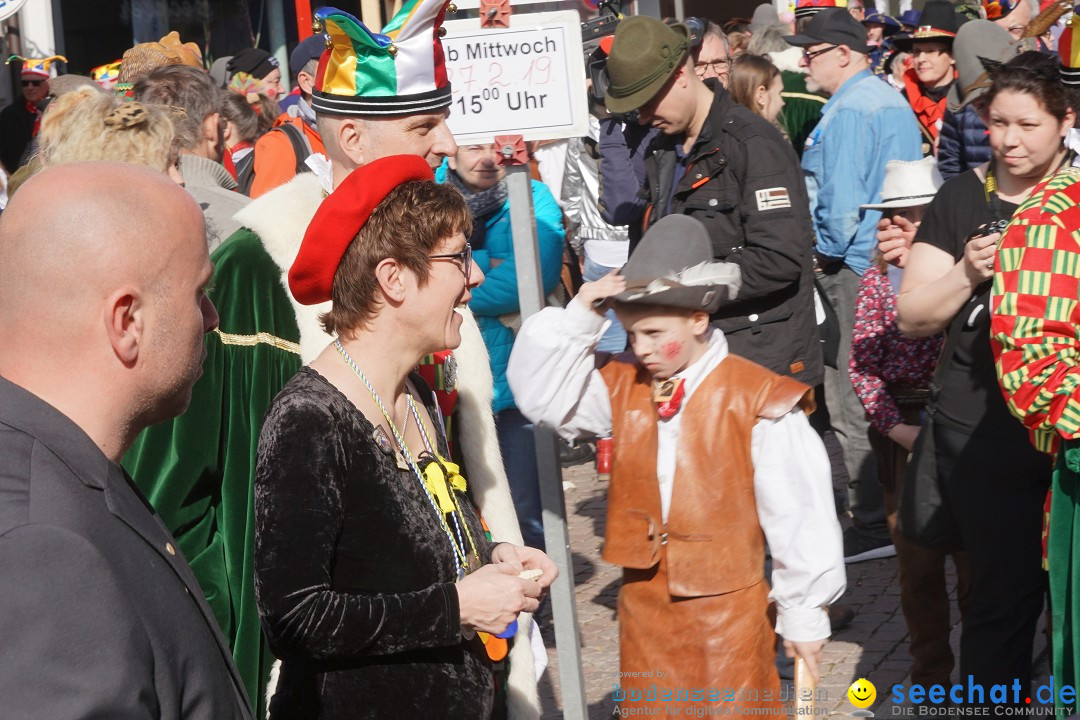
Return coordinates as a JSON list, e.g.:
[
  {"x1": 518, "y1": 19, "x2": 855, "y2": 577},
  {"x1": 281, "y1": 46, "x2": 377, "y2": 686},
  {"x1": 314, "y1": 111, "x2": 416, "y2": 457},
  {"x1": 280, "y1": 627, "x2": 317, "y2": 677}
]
[{"x1": 508, "y1": 215, "x2": 845, "y2": 712}]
